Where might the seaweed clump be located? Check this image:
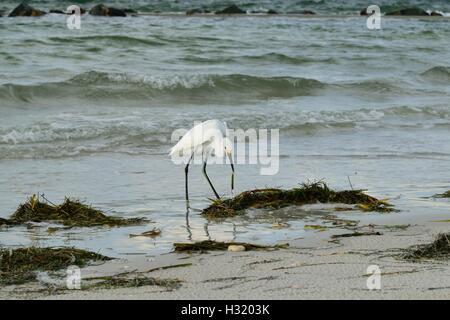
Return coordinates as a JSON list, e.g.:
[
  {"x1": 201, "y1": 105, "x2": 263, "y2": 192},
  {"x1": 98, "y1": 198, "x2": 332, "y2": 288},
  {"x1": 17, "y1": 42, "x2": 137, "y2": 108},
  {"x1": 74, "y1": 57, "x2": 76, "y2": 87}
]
[
  {"x1": 331, "y1": 231, "x2": 382, "y2": 239},
  {"x1": 6, "y1": 195, "x2": 146, "y2": 228},
  {"x1": 0, "y1": 247, "x2": 111, "y2": 285},
  {"x1": 0, "y1": 218, "x2": 13, "y2": 227},
  {"x1": 433, "y1": 190, "x2": 450, "y2": 198},
  {"x1": 174, "y1": 240, "x2": 288, "y2": 253},
  {"x1": 83, "y1": 274, "x2": 181, "y2": 290},
  {"x1": 402, "y1": 233, "x2": 450, "y2": 261},
  {"x1": 202, "y1": 182, "x2": 395, "y2": 218}
]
